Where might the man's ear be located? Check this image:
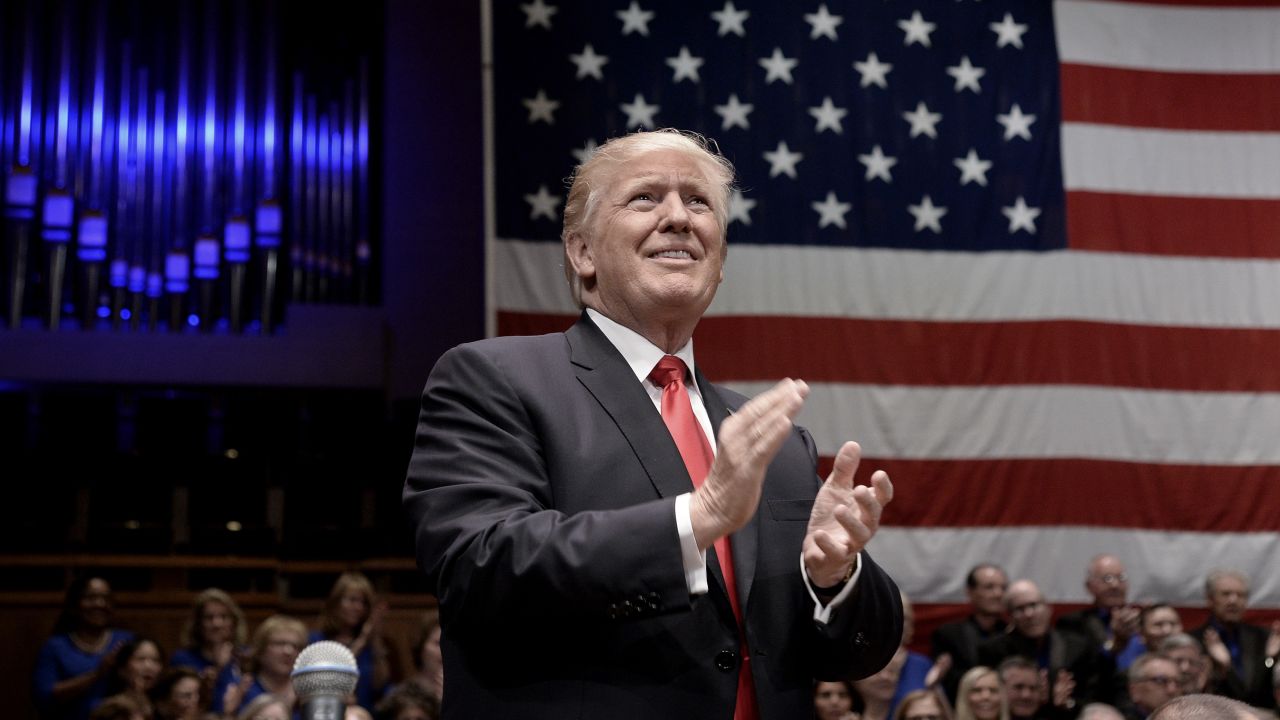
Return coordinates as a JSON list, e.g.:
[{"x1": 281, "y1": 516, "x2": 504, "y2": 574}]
[{"x1": 565, "y1": 231, "x2": 595, "y2": 281}]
